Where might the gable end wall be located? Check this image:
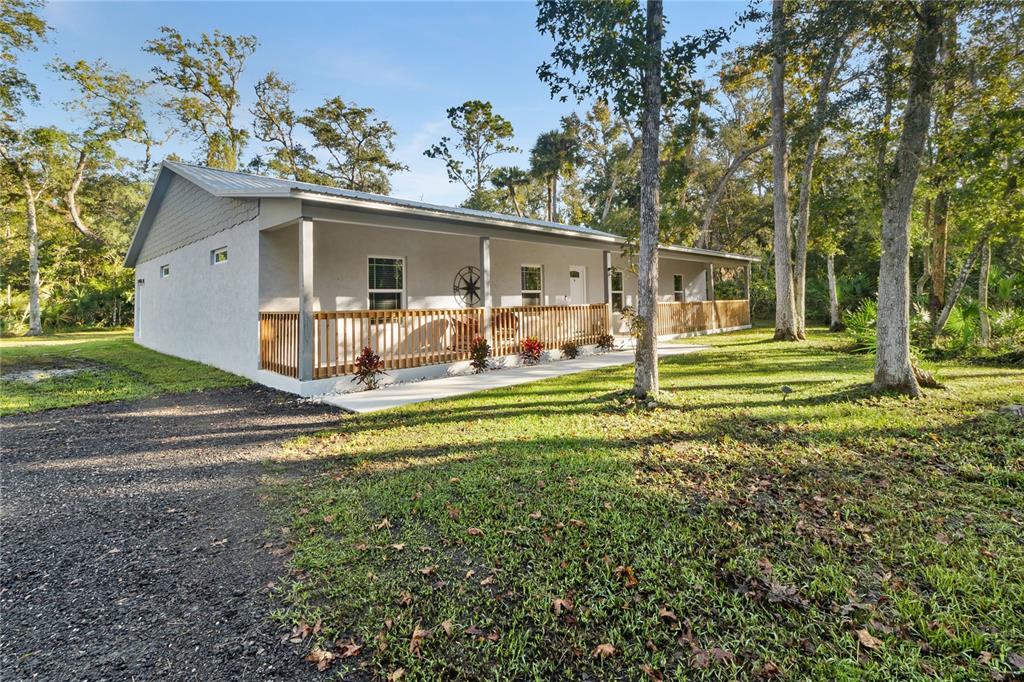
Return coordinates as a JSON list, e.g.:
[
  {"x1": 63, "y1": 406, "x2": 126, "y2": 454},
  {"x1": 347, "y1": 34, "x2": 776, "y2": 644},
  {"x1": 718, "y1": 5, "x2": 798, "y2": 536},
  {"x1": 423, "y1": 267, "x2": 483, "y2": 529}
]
[{"x1": 137, "y1": 173, "x2": 259, "y2": 264}]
